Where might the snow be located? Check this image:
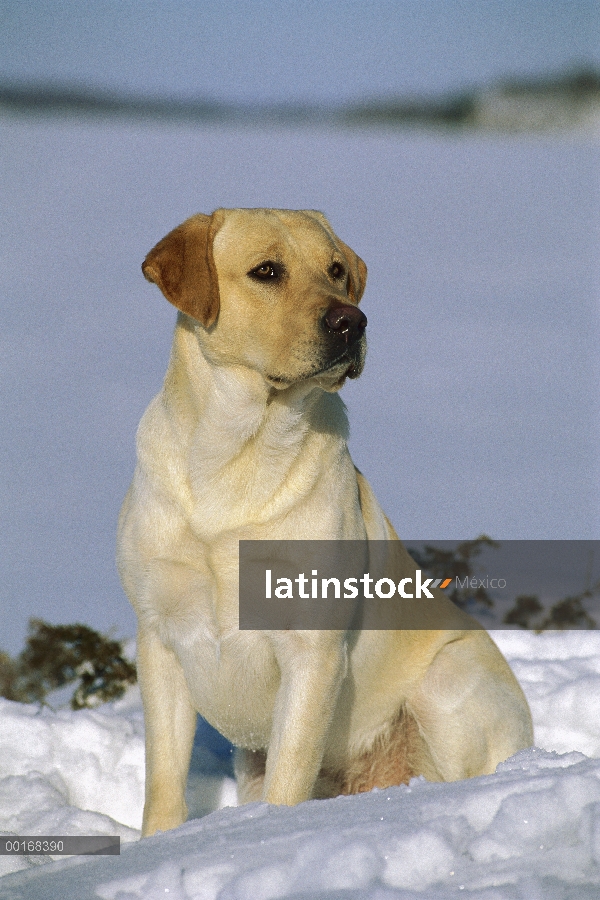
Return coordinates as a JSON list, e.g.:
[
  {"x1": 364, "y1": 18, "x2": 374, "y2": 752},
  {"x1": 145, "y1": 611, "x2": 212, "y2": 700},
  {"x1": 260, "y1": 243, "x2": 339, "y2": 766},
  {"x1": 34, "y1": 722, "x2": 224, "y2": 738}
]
[{"x1": 1, "y1": 631, "x2": 600, "y2": 898}]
